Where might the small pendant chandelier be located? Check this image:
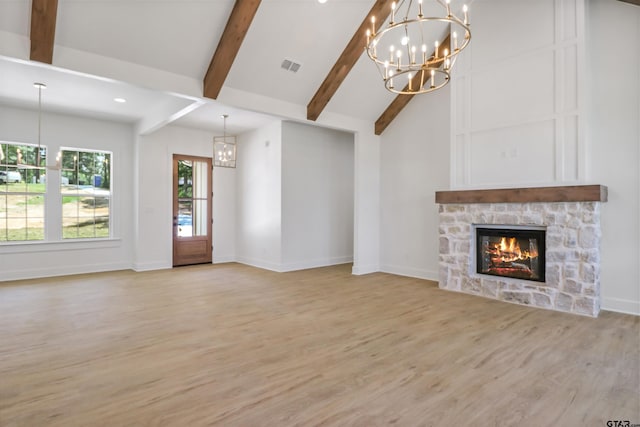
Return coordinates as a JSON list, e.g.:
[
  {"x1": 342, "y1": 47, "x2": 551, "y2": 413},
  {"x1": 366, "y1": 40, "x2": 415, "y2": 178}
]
[
  {"x1": 213, "y1": 114, "x2": 236, "y2": 168},
  {"x1": 365, "y1": 0, "x2": 471, "y2": 95}
]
